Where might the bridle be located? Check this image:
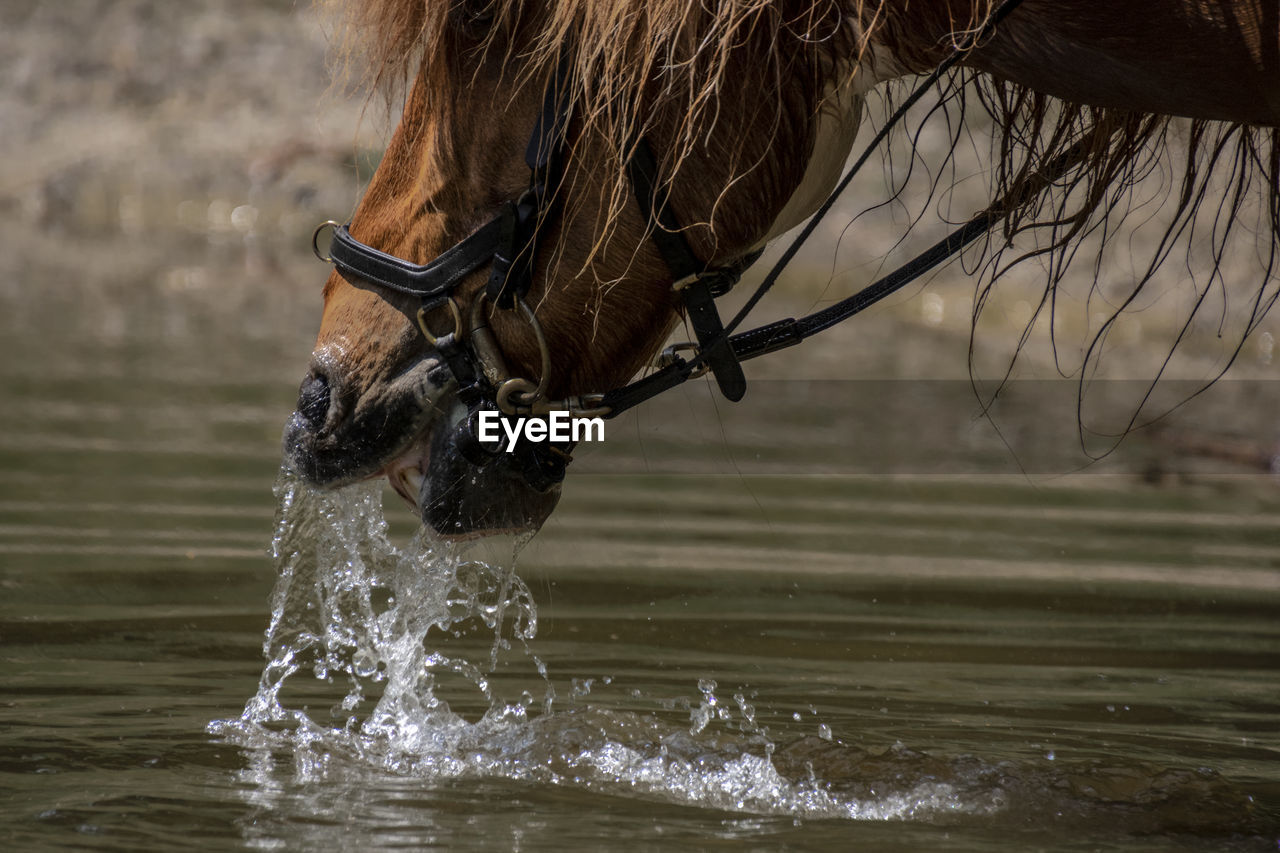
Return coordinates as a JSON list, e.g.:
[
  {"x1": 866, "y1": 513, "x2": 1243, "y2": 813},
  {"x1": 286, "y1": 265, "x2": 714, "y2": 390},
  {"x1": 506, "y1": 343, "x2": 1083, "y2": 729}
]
[
  {"x1": 313, "y1": 53, "x2": 758, "y2": 493},
  {"x1": 312, "y1": 0, "x2": 1056, "y2": 497}
]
